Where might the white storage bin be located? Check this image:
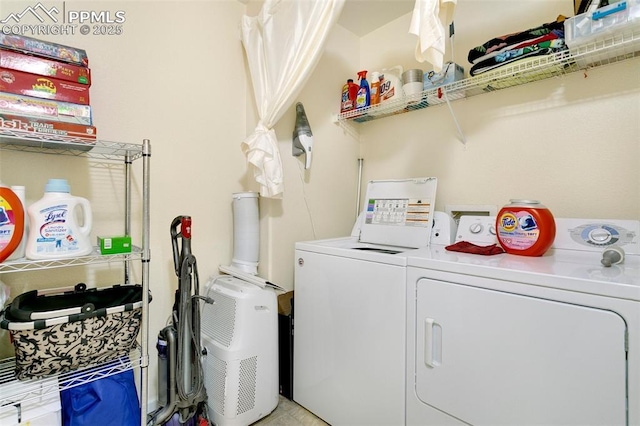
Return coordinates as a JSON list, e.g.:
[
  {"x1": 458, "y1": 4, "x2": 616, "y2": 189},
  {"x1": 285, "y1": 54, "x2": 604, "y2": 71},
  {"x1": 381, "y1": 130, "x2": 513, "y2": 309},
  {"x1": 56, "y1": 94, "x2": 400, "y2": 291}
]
[{"x1": 565, "y1": 0, "x2": 640, "y2": 48}]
